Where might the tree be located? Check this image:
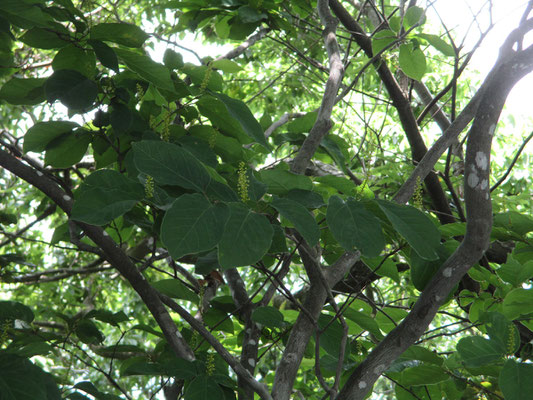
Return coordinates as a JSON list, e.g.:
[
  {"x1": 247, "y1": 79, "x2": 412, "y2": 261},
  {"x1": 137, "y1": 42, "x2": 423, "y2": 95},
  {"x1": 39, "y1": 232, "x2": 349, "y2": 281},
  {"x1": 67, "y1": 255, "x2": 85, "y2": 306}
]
[{"x1": 0, "y1": 0, "x2": 532, "y2": 399}]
